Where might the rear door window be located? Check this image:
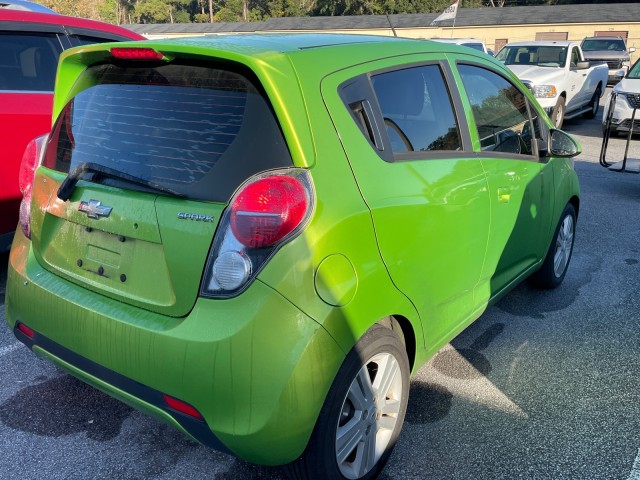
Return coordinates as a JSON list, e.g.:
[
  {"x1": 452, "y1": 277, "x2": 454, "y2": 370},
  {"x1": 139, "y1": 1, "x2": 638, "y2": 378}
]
[
  {"x1": 370, "y1": 64, "x2": 462, "y2": 155},
  {"x1": 0, "y1": 32, "x2": 63, "y2": 91},
  {"x1": 44, "y1": 61, "x2": 292, "y2": 203}
]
